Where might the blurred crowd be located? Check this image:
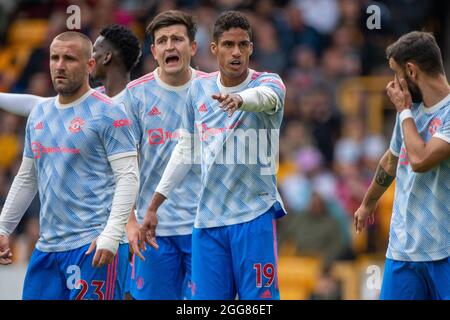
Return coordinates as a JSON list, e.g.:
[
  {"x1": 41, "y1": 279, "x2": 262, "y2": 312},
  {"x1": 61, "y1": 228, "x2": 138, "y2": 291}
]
[{"x1": 0, "y1": 0, "x2": 448, "y2": 299}]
